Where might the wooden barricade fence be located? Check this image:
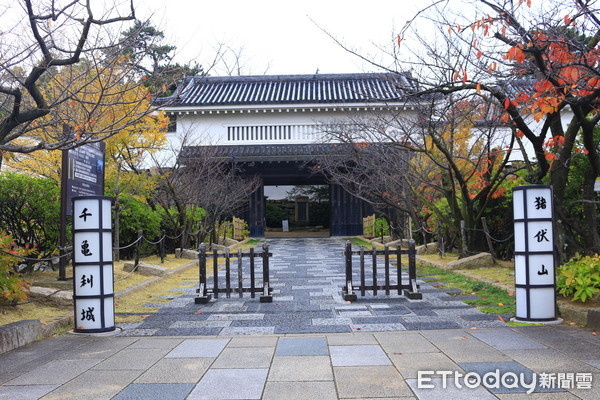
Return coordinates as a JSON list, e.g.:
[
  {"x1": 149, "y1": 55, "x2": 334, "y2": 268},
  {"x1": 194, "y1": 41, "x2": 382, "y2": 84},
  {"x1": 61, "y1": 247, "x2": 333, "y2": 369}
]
[
  {"x1": 363, "y1": 214, "x2": 376, "y2": 238},
  {"x1": 233, "y1": 217, "x2": 245, "y2": 241},
  {"x1": 195, "y1": 243, "x2": 273, "y2": 304},
  {"x1": 342, "y1": 239, "x2": 422, "y2": 301}
]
